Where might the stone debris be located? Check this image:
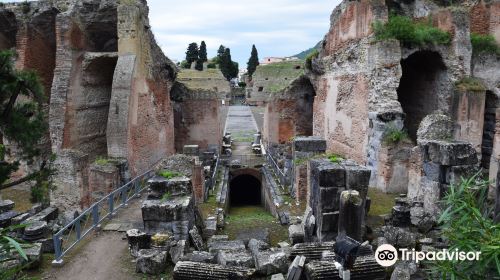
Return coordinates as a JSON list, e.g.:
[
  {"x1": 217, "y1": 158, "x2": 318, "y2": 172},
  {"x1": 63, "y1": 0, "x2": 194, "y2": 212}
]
[
  {"x1": 304, "y1": 257, "x2": 385, "y2": 279},
  {"x1": 169, "y1": 240, "x2": 187, "y2": 264},
  {"x1": 182, "y1": 251, "x2": 216, "y2": 263},
  {"x1": 286, "y1": 255, "x2": 306, "y2": 280},
  {"x1": 147, "y1": 176, "x2": 192, "y2": 199},
  {"x1": 0, "y1": 200, "x2": 15, "y2": 214},
  {"x1": 288, "y1": 224, "x2": 304, "y2": 245},
  {"x1": 173, "y1": 261, "x2": 255, "y2": 279},
  {"x1": 23, "y1": 242, "x2": 43, "y2": 269},
  {"x1": 189, "y1": 226, "x2": 205, "y2": 251},
  {"x1": 136, "y1": 249, "x2": 168, "y2": 275},
  {"x1": 289, "y1": 242, "x2": 335, "y2": 261},
  {"x1": 22, "y1": 221, "x2": 48, "y2": 241},
  {"x1": 271, "y1": 273, "x2": 285, "y2": 280},
  {"x1": 126, "y1": 229, "x2": 151, "y2": 257},
  {"x1": 217, "y1": 249, "x2": 254, "y2": 268},
  {"x1": 0, "y1": 211, "x2": 19, "y2": 227},
  {"x1": 208, "y1": 240, "x2": 246, "y2": 254},
  {"x1": 253, "y1": 249, "x2": 288, "y2": 276},
  {"x1": 27, "y1": 207, "x2": 58, "y2": 223}
]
